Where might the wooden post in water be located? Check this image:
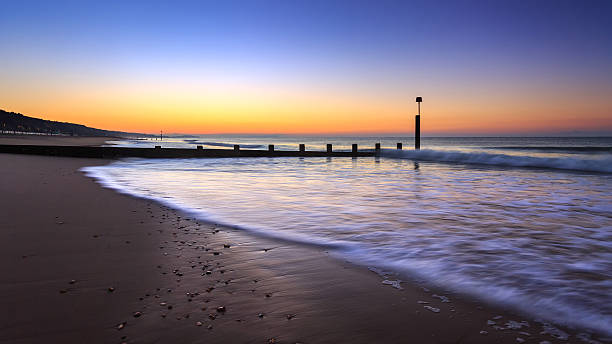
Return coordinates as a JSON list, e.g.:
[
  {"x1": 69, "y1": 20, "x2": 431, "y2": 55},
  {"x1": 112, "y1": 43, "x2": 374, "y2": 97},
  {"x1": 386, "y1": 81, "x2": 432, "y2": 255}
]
[
  {"x1": 375, "y1": 143, "x2": 381, "y2": 152},
  {"x1": 397, "y1": 142, "x2": 403, "y2": 149},
  {"x1": 327, "y1": 144, "x2": 332, "y2": 153},
  {"x1": 196, "y1": 145, "x2": 203, "y2": 150},
  {"x1": 268, "y1": 144, "x2": 274, "y2": 152},
  {"x1": 415, "y1": 96, "x2": 422, "y2": 150},
  {"x1": 352, "y1": 144, "x2": 358, "y2": 154},
  {"x1": 155, "y1": 145, "x2": 161, "y2": 149},
  {"x1": 299, "y1": 144, "x2": 305, "y2": 152},
  {"x1": 234, "y1": 145, "x2": 240, "y2": 151}
]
